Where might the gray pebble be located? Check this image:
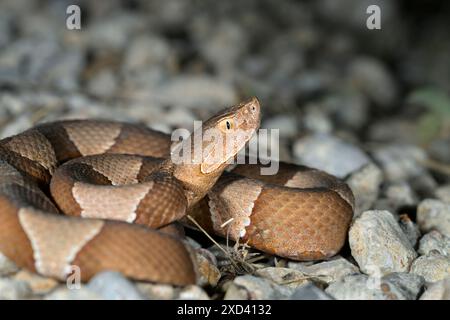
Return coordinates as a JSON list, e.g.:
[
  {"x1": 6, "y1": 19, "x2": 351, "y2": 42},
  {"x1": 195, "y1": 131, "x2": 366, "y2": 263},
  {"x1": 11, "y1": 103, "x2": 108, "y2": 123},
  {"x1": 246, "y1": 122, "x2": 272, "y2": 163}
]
[
  {"x1": 346, "y1": 163, "x2": 383, "y2": 217},
  {"x1": 420, "y1": 278, "x2": 450, "y2": 300},
  {"x1": 322, "y1": 91, "x2": 369, "y2": 130},
  {"x1": 325, "y1": 274, "x2": 393, "y2": 300},
  {"x1": 384, "y1": 182, "x2": 418, "y2": 210},
  {"x1": 87, "y1": 271, "x2": 145, "y2": 300},
  {"x1": 195, "y1": 20, "x2": 247, "y2": 73},
  {"x1": 302, "y1": 105, "x2": 333, "y2": 134},
  {"x1": 0, "y1": 114, "x2": 34, "y2": 139},
  {"x1": 87, "y1": 15, "x2": 144, "y2": 50},
  {"x1": 135, "y1": 283, "x2": 176, "y2": 300},
  {"x1": 372, "y1": 144, "x2": 428, "y2": 183},
  {"x1": 348, "y1": 56, "x2": 398, "y2": 109},
  {"x1": 289, "y1": 283, "x2": 333, "y2": 300},
  {"x1": 45, "y1": 286, "x2": 101, "y2": 300},
  {"x1": 12, "y1": 270, "x2": 59, "y2": 296},
  {"x1": 418, "y1": 231, "x2": 450, "y2": 257},
  {"x1": 123, "y1": 35, "x2": 172, "y2": 72},
  {"x1": 262, "y1": 115, "x2": 298, "y2": 139},
  {"x1": 154, "y1": 76, "x2": 237, "y2": 110},
  {"x1": 177, "y1": 285, "x2": 210, "y2": 300},
  {"x1": 382, "y1": 272, "x2": 425, "y2": 300},
  {"x1": 410, "y1": 253, "x2": 450, "y2": 283},
  {"x1": 417, "y1": 199, "x2": 450, "y2": 236},
  {"x1": 255, "y1": 267, "x2": 312, "y2": 289},
  {"x1": 325, "y1": 273, "x2": 421, "y2": 300},
  {"x1": 0, "y1": 12, "x2": 13, "y2": 48},
  {"x1": 0, "y1": 253, "x2": 19, "y2": 276},
  {"x1": 369, "y1": 118, "x2": 419, "y2": 144},
  {"x1": 287, "y1": 256, "x2": 360, "y2": 284},
  {"x1": 0, "y1": 278, "x2": 32, "y2": 300},
  {"x1": 349, "y1": 210, "x2": 417, "y2": 276},
  {"x1": 223, "y1": 275, "x2": 295, "y2": 300},
  {"x1": 86, "y1": 69, "x2": 118, "y2": 99},
  {"x1": 435, "y1": 185, "x2": 450, "y2": 204},
  {"x1": 293, "y1": 134, "x2": 370, "y2": 178}
]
